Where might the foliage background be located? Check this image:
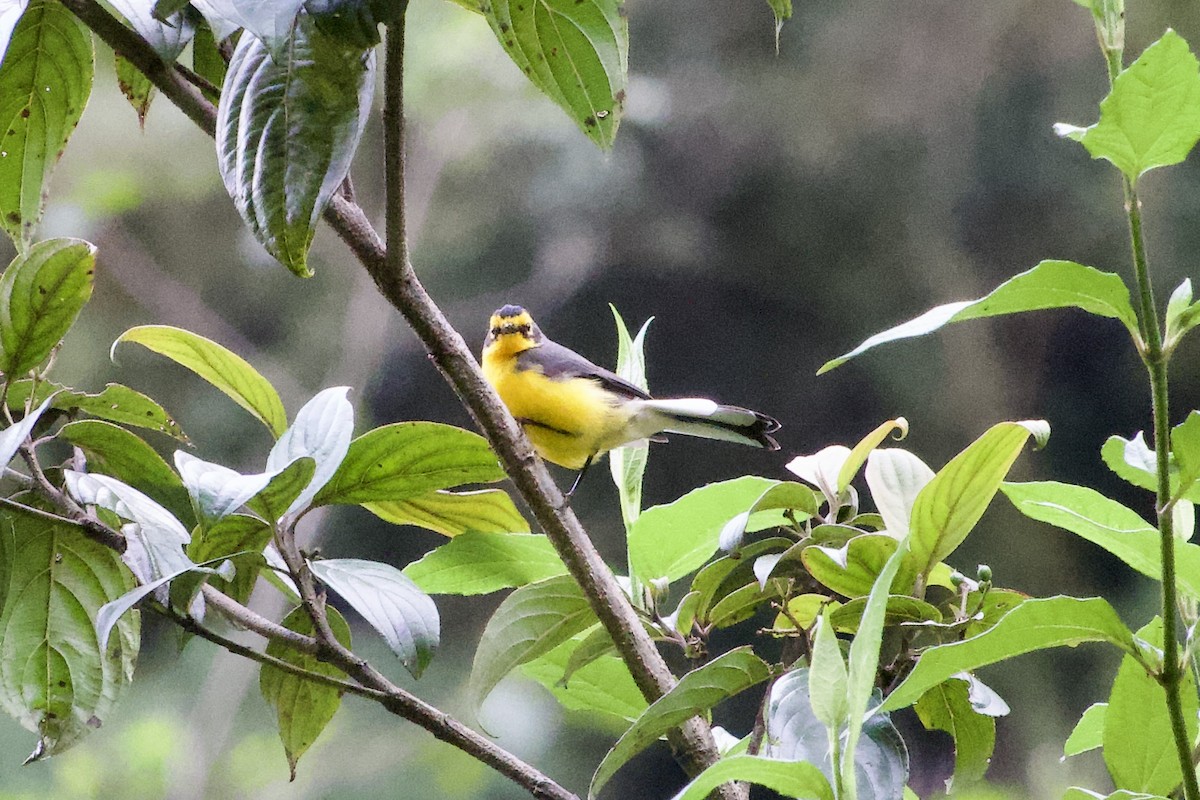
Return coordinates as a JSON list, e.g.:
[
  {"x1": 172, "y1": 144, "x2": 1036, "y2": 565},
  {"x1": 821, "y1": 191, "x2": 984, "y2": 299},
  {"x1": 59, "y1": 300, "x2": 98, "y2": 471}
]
[{"x1": 4, "y1": 0, "x2": 1200, "y2": 796}]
